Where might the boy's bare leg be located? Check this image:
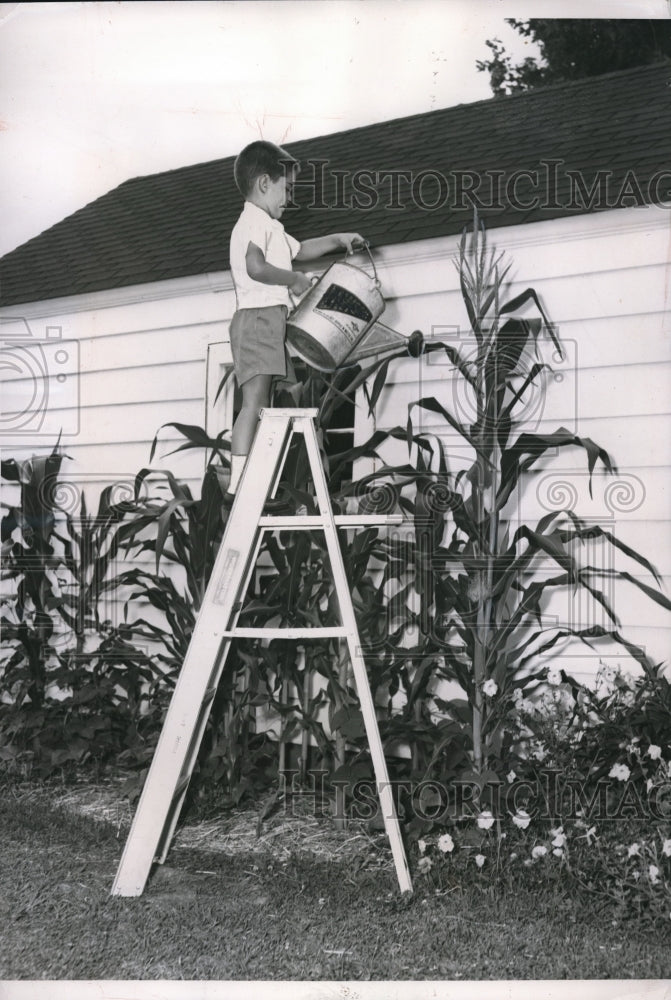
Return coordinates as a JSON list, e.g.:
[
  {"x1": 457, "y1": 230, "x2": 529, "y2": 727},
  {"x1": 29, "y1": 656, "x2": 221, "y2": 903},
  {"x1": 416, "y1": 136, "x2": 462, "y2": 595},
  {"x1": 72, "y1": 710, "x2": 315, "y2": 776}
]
[{"x1": 229, "y1": 374, "x2": 273, "y2": 493}]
